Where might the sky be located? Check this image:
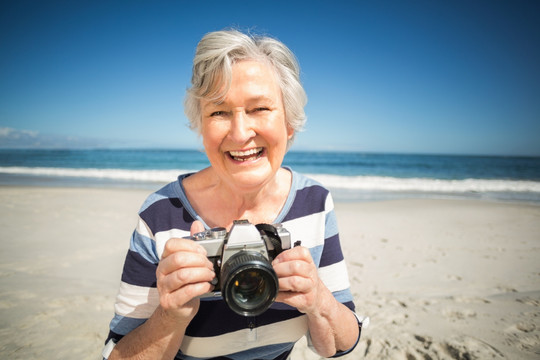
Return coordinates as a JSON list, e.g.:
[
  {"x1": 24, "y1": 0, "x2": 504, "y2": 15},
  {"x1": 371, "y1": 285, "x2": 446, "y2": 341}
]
[{"x1": 1, "y1": 0, "x2": 539, "y2": 156}]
